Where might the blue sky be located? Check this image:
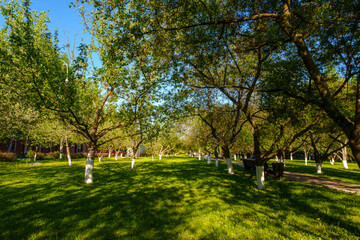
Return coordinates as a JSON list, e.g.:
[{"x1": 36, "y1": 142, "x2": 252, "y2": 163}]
[
  {"x1": 30, "y1": 0, "x2": 90, "y2": 48},
  {"x1": 0, "y1": 0, "x2": 91, "y2": 51}
]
